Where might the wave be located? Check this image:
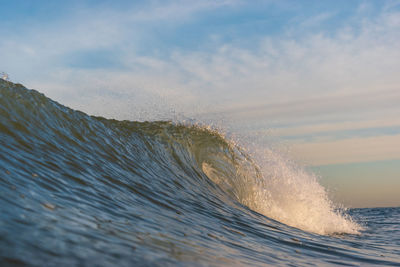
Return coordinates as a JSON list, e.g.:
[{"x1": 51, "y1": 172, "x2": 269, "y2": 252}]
[{"x1": 0, "y1": 79, "x2": 360, "y2": 237}]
